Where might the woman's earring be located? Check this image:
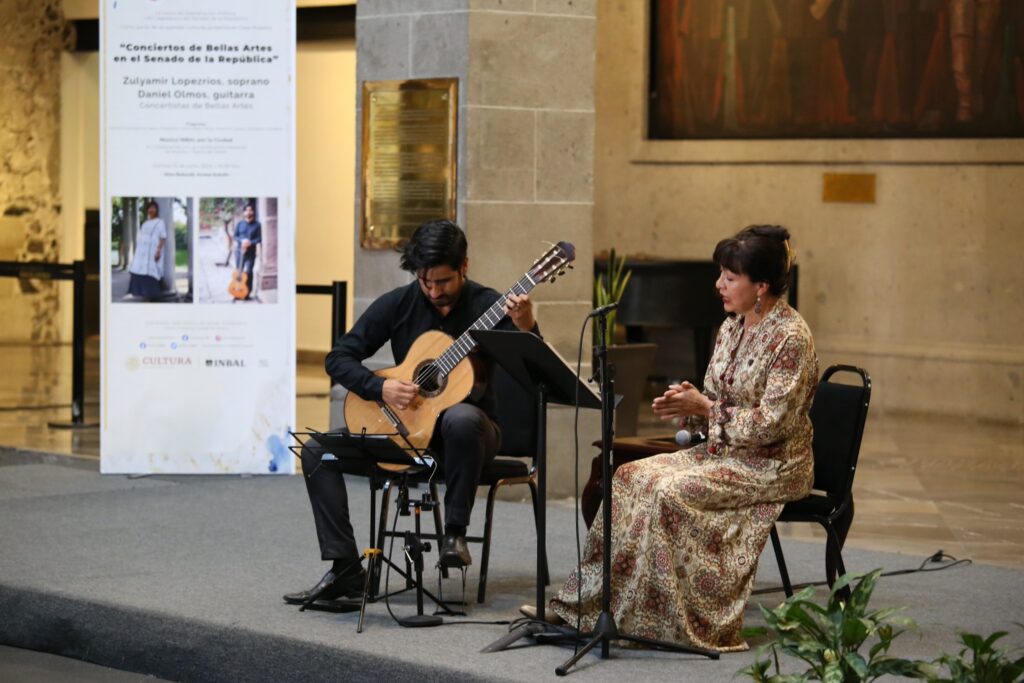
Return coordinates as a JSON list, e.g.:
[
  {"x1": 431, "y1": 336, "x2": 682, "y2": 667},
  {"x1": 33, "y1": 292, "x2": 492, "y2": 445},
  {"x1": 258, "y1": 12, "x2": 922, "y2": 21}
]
[{"x1": 754, "y1": 295, "x2": 762, "y2": 315}]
